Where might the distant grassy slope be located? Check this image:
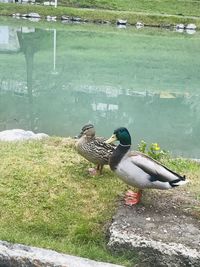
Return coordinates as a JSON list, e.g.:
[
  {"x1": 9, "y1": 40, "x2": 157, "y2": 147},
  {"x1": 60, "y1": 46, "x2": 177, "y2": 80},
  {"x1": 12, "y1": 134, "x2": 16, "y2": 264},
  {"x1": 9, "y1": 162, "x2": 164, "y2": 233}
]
[{"x1": 58, "y1": 0, "x2": 200, "y2": 17}]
